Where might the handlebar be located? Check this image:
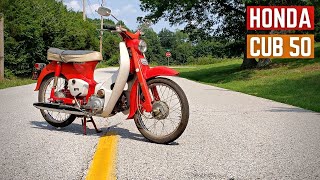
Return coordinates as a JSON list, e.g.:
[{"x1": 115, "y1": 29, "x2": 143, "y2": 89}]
[
  {"x1": 103, "y1": 24, "x2": 117, "y2": 31},
  {"x1": 102, "y1": 24, "x2": 127, "y2": 33},
  {"x1": 100, "y1": 24, "x2": 140, "y2": 39}
]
